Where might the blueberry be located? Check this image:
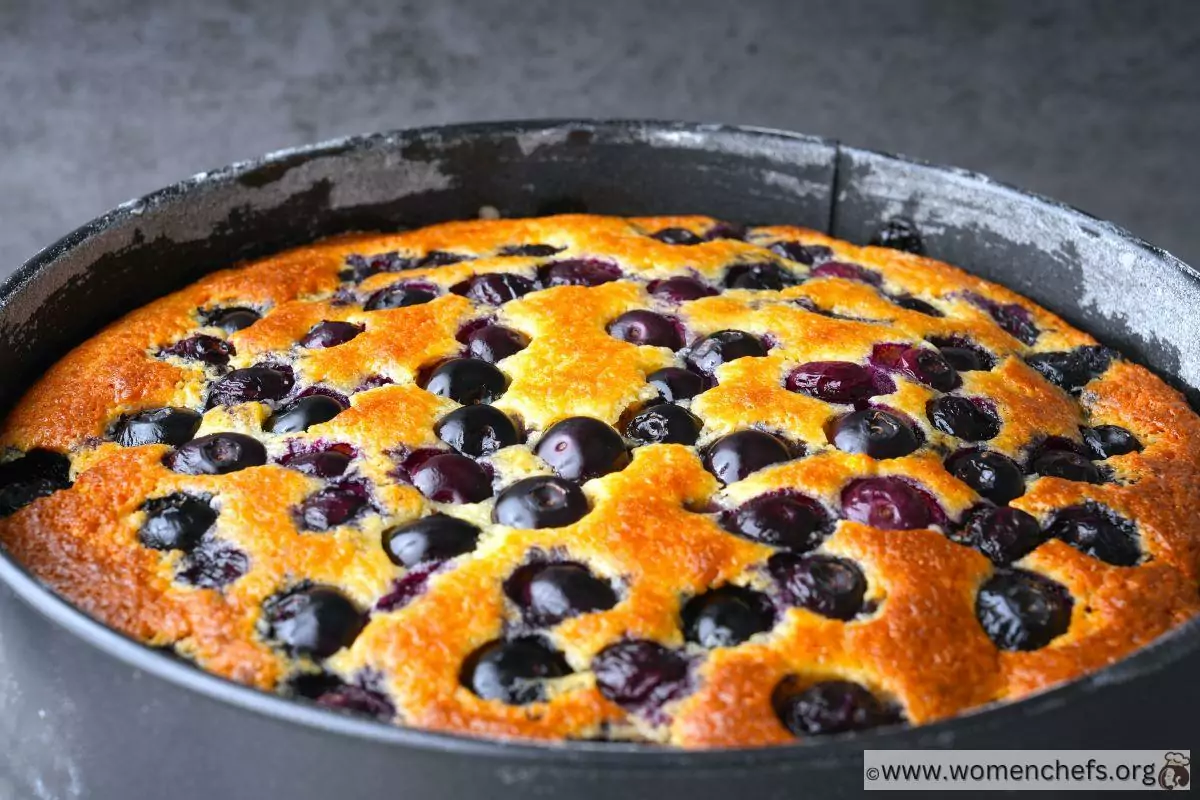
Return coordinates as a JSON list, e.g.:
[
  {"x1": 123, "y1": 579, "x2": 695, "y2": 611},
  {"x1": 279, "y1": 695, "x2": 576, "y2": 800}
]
[
  {"x1": 262, "y1": 585, "x2": 366, "y2": 659},
  {"x1": 647, "y1": 367, "x2": 708, "y2": 402},
  {"x1": 724, "y1": 262, "x2": 798, "y2": 291},
  {"x1": 460, "y1": 637, "x2": 572, "y2": 705},
  {"x1": 375, "y1": 561, "x2": 442, "y2": 612},
  {"x1": 382, "y1": 513, "x2": 480, "y2": 567},
  {"x1": 1082, "y1": 425, "x2": 1142, "y2": 459},
  {"x1": 420, "y1": 250, "x2": 470, "y2": 268},
  {"x1": 176, "y1": 541, "x2": 250, "y2": 588},
  {"x1": 112, "y1": 407, "x2": 202, "y2": 447},
  {"x1": 810, "y1": 261, "x2": 883, "y2": 286},
  {"x1": 137, "y1": 493, "x2": 216, "y2": 552},
  {"x1": 161, "y1": 334, "x2": 235, "y2": 366},
  {"x1": 651, "y1": 228, "x2": 705, "y2": 245},
  {"x1": 841, "y1": 477, "x2": 941, "y2": 530},
  {"x1": 945, "y1": 449, "x2": 1026, "y2": 504},
  {"x1": 703, "y1": 430, "x2": 791, "y2": 485},
  {"x1": 591, "y1": 640, "x2": 690, "y2": 711},
  {"x1": 769, "y1": 553, "x2": 866, "y2": 620},
  {"x1": 464, "y1": 324, "x2": 530, "y2": 363},
  {"x1": 450, "y1": 273, "x2": 536, "y2": 305},
  {"x1": 895, "y1": 346, "x2": 960, "y2": 391},
  {"x1": 535, "y1": 417, "x2": 629, "y2": 481},
  {"x1": 773, "y1": 678, "x2": 898, "y2": 736},
  {"x1": 410, "y1": 453, "x2": 492, "y2": 504},
  {"x1": 278, "y1": 447, "x2": 353, "y2": 478},
  {"x1": 341, "y1": 251, "x2": 419, "y2": 281},
  {"x1": 504, "y1": 562, "x2": 617, "y2": 626},
  {"x1": 785, "y1": 362, "x2": 894, "y2": 405},
  {"x1": 956, "y1": 505, "x2": 1044, "y2": 565},
  {"x1": 768, "y1": 241, "x2": 833, "y2": 265},
  {"x1": 1030, "y1": 448, "x2": 1103, "y2": 484},
  {"x1": 829, "y1": 409, "x2": 921, "y2": 459},
  {"x1": 302, "y1": 679, "x2": 395, "y2": 721},
  {"x1": 1045, "y1": 503, "x2": 1140, "y2": 566},
  {"x1": 625, "y1": 404, "x2": 702, "y2": 446},
  {"x1": 538, "y1": 259, "x2": 621, "y2": 288},
  {"x1": 869, "y1": 218, "x2": 924, "y2": 254},
  {"x1": 206, "y1": 365, "x2": 294, "y2": 408},
  {"x1": 720, "y1": 491, "x2": 831, "y2": 551},
  {"x1": 203, "y1": 307, "x2": 260, "y2": 333},
  {"x1": 927, "y1": 396, "x2": 1001, "y2": 441},
  {"x1": 300, "y1": 321, "x2": 363, "y2": 349},
  {"x1": 976, "y1": 569, "x2": 1073, "y2": 651},
  {"x1": 435, "y1": 405, "x2": 521, "y2": 457},
  {"x1": 928, "y1": 337, "x2": 995, "y2": 372},
  {"x1": 164, "y1": 433, "x2": 267, "y2": 475},
  {"x1": 706, "y1": 222, "x2": 748, "y2": 241},
  {"x1": 889, "y1": 294, "x2": 943, "y2": 317},
  {"x1": 646, "y1": 276, "x2": 719, "y2": 302},
  {"x1": 493, "y1": 476, "x2": 589, "y2": 529},
  {"x1": 682, "y1": 585, "x2": 774, "y2": 648},
  {"x1": 1025, "y1": 346, "x2": 1116, "y2": 394},
  {"x1": 422, "y1": 358, "x2": 508, "y2": 405},
  {"x1": 686, "y1": 330, "x2": 768, "y2": 376},
  {"x1": 498, "y1": 243, "x2": 564, "y2": 257},
  {"x1": 298, "y1": 483, "x2": 370, "y2": 531},
  {"x1": 365, "y1": 284, "x2": 438, "y2": 311},
  {"x1": 963, "y1": 293, "x2": 1040, "y2": 346},
  {"x1": 264, "y1": 395, "x2": 346, "y2": 434},
  {"x1": 607, "y1": 310, "x2": 683, "y2": 350}
]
